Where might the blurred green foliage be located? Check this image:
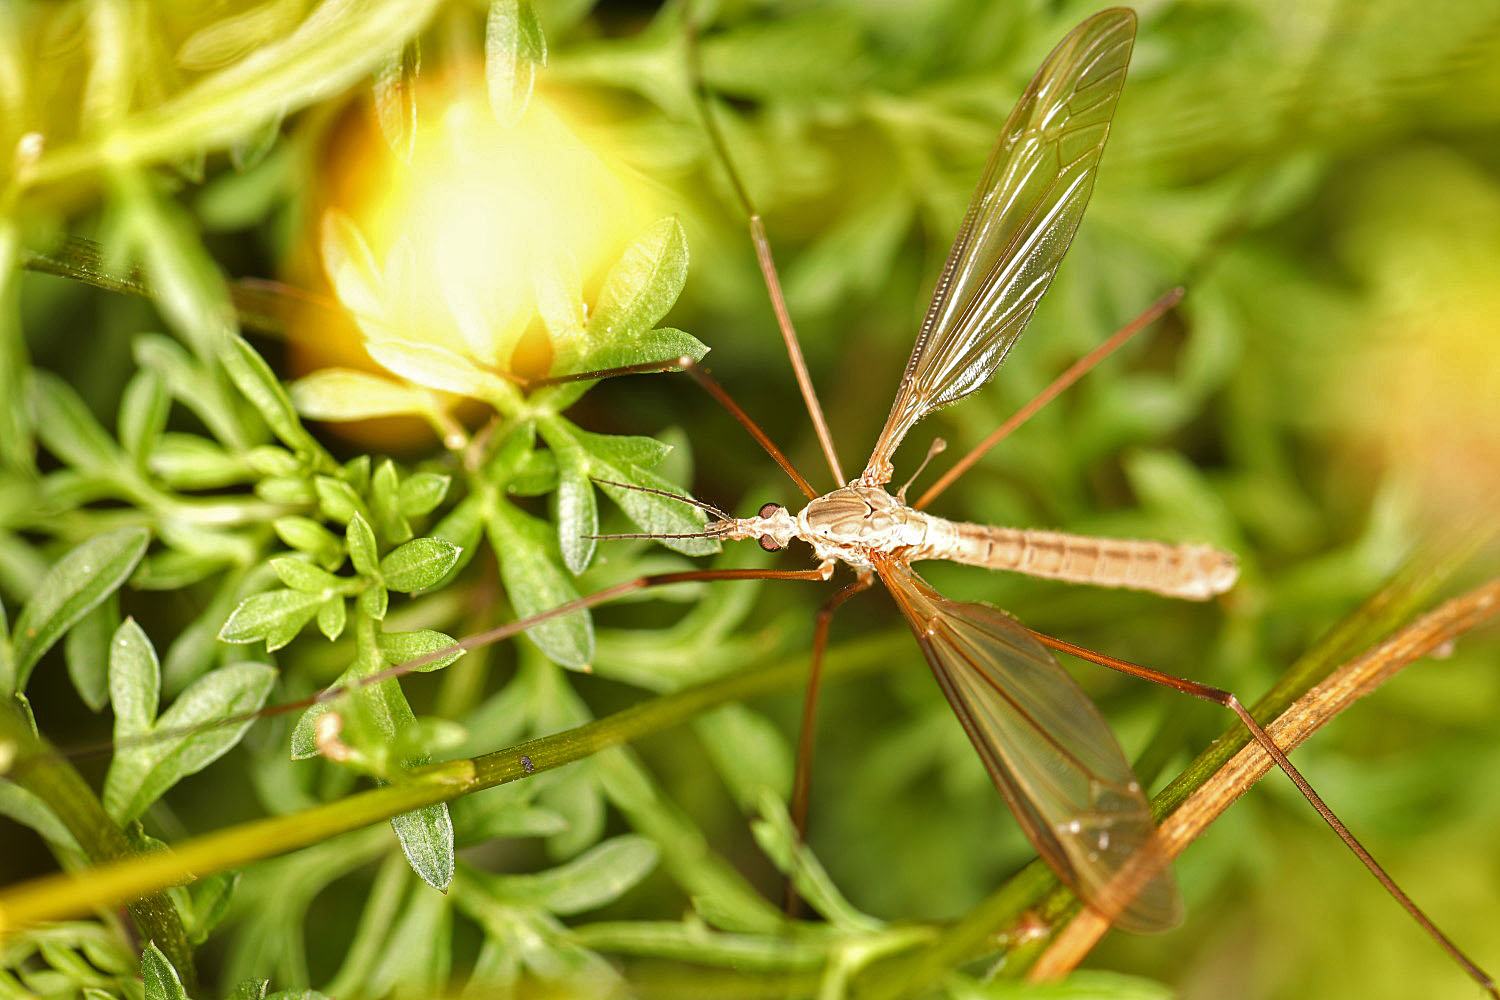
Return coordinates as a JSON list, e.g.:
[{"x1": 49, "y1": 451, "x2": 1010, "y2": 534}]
[{"x1": 0, "y1": 1, "x2": 1497, "y2": 999}]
